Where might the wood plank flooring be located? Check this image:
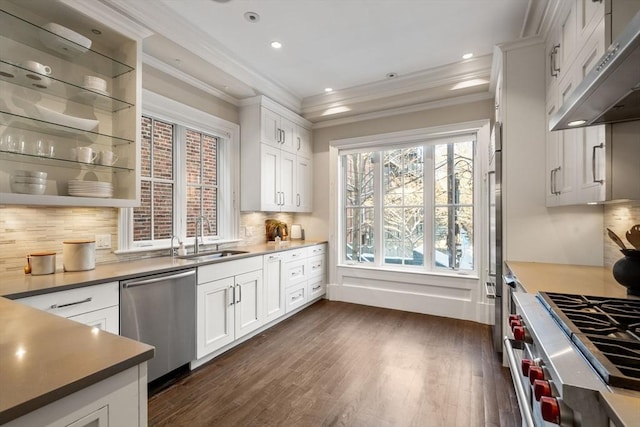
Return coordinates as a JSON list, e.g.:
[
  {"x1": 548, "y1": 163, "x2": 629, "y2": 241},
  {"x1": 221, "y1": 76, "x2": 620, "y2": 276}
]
[{"x1": 148, "y1": 300, "x2": 520, "y2": 427}]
